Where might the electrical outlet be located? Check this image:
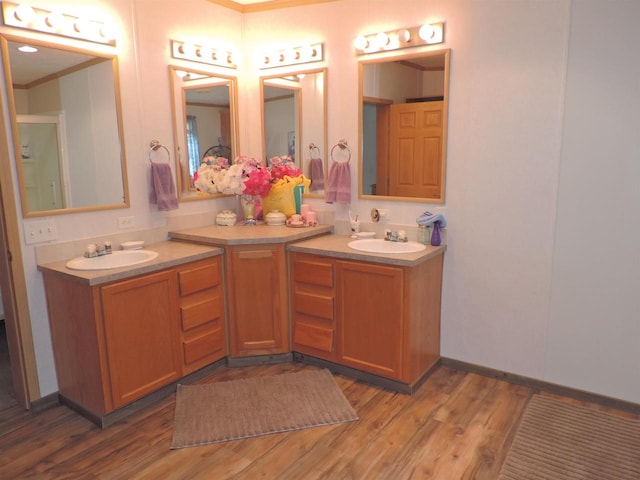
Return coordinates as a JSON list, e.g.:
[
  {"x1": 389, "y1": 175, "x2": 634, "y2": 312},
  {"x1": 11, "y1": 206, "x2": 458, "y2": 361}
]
[
  {"x1": 24, "y1": 219, "x2": 58, "y2": 245},
  {"x1": 117, "y1": 216, "x2": 135, "y2": 229}
]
